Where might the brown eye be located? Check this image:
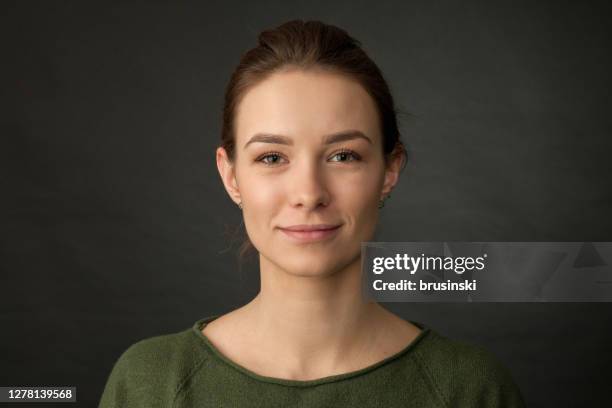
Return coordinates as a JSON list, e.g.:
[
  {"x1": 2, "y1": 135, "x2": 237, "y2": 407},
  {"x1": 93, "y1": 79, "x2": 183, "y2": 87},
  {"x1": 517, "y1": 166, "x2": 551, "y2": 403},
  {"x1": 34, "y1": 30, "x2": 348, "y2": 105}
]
[
  {"x1": 330, "y1": 149, "x2": 360, "y2": 162},
  {"x1": 256, "y1": 152, "x2": 286, "y2": 166}
]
